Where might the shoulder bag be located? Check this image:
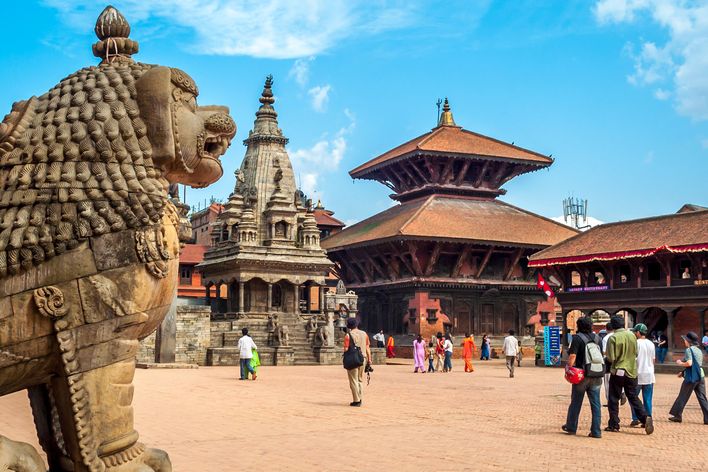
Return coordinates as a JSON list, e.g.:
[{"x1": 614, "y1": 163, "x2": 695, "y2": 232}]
[{"x1": 343, "y1": 330, "x2": 365, "y2": 370}]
